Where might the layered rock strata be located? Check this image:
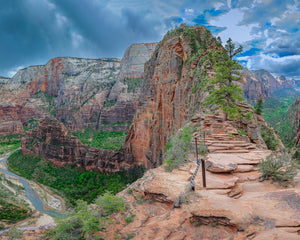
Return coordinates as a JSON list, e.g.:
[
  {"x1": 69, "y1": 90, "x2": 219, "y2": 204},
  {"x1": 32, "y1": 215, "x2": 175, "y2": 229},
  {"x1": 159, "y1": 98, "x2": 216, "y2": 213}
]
[
  {"x1": 22, "y1": 117, "x2": 132, "y2": 171},
  {"x1": 242, "y1": 69, "x2": 295, "y2": 103},
  {"x1": 0, "y1": 43, "x2": 157, "y2": 135}
]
